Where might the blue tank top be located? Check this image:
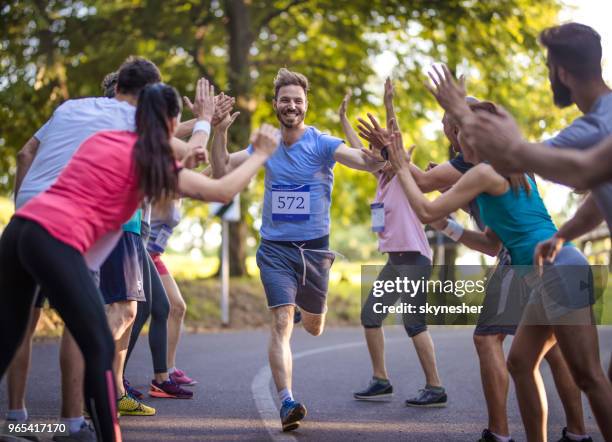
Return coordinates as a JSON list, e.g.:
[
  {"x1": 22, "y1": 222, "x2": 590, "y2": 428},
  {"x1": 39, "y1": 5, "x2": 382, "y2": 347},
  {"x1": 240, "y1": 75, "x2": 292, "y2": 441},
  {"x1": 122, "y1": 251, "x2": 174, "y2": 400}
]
[{"x1": 476, "y1": 177, "x2": 558, "y2": 265}]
